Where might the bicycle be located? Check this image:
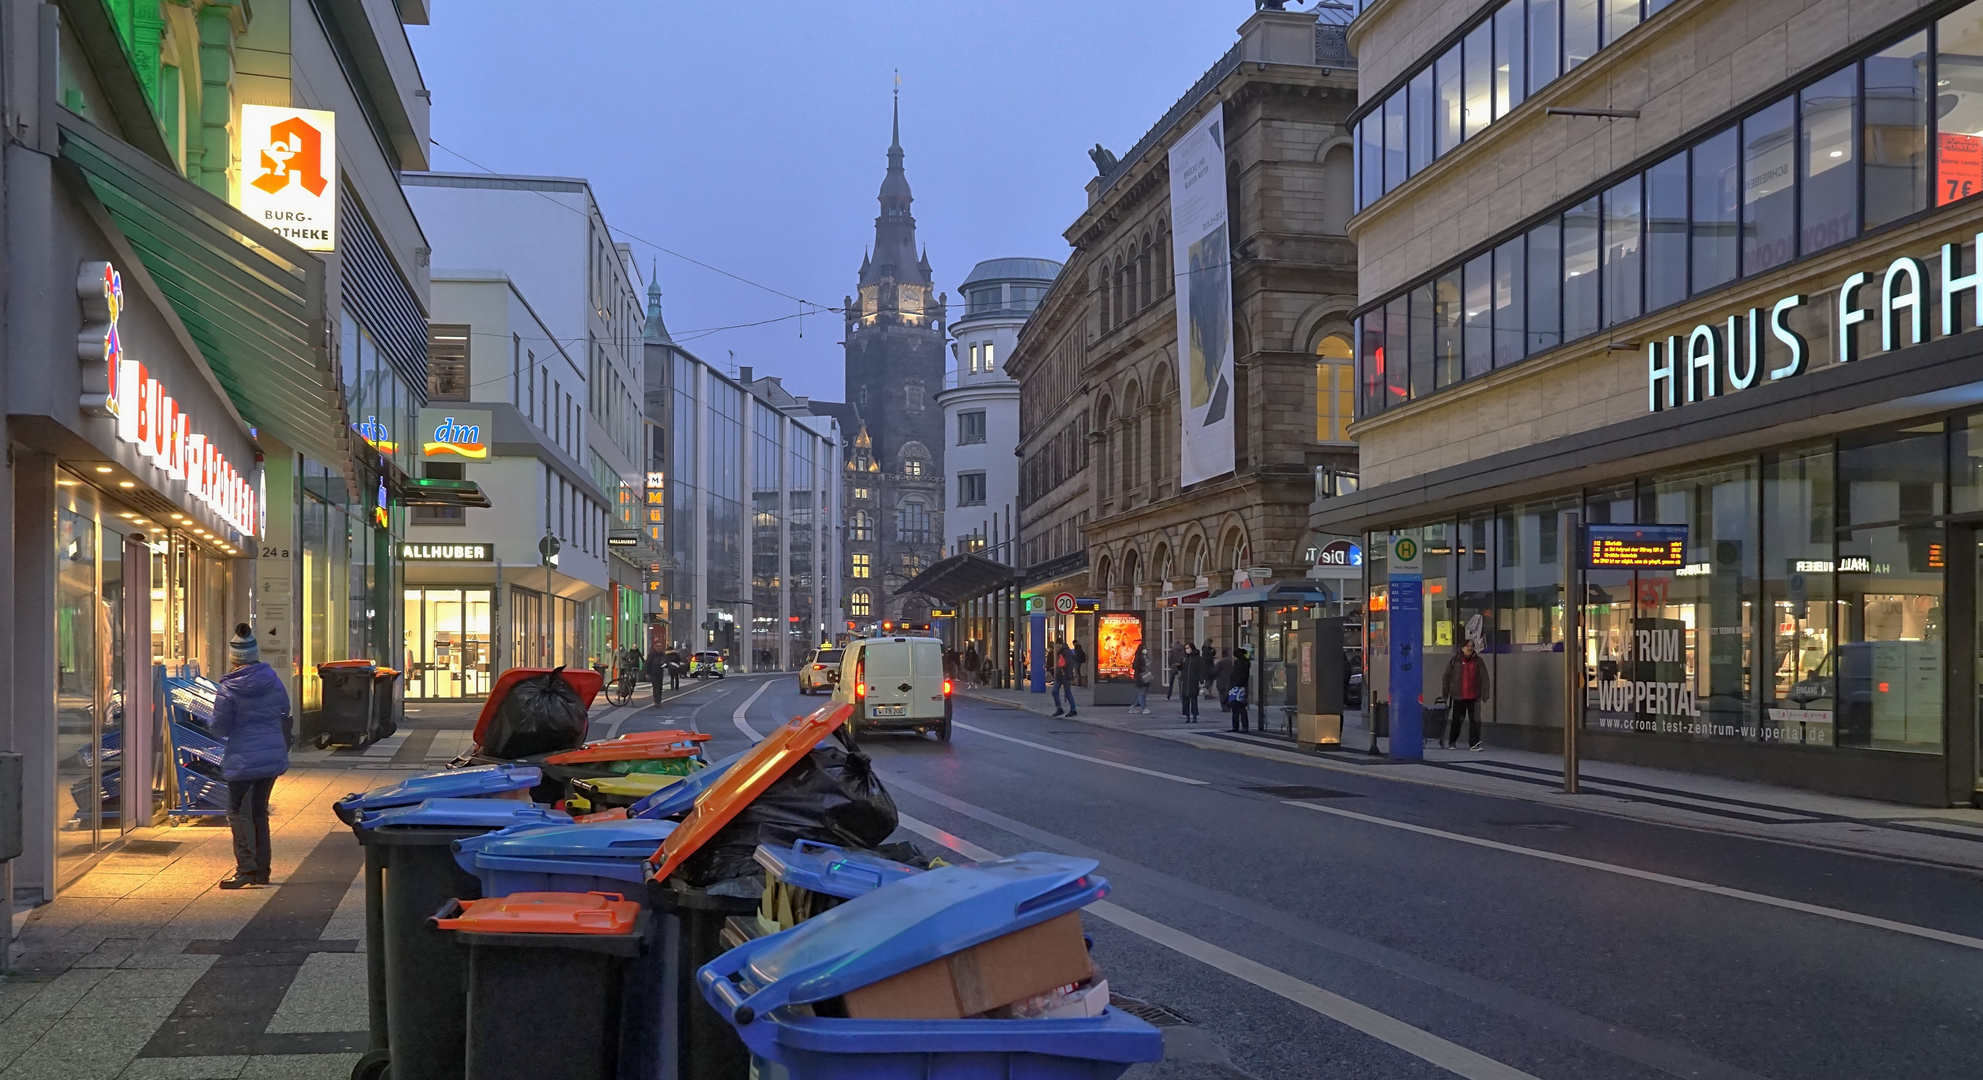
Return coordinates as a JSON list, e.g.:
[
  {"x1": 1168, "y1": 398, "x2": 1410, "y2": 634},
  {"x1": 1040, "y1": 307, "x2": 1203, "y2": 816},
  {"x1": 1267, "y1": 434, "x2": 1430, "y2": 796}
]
[{"x1": 604, "y1": 670, "x2": 637, "y2": 707}]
